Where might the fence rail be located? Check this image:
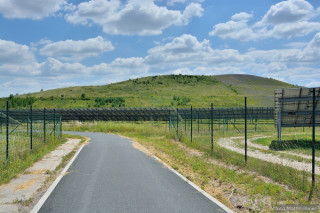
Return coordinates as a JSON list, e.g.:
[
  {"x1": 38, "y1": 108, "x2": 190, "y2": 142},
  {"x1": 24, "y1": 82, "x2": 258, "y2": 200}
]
[
  {"x1": 0, "y1": 104, "x2": 62, "y2": 162},
  {"x1": 0, "y1": 107, "x2": 274, "y2": 122}
]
